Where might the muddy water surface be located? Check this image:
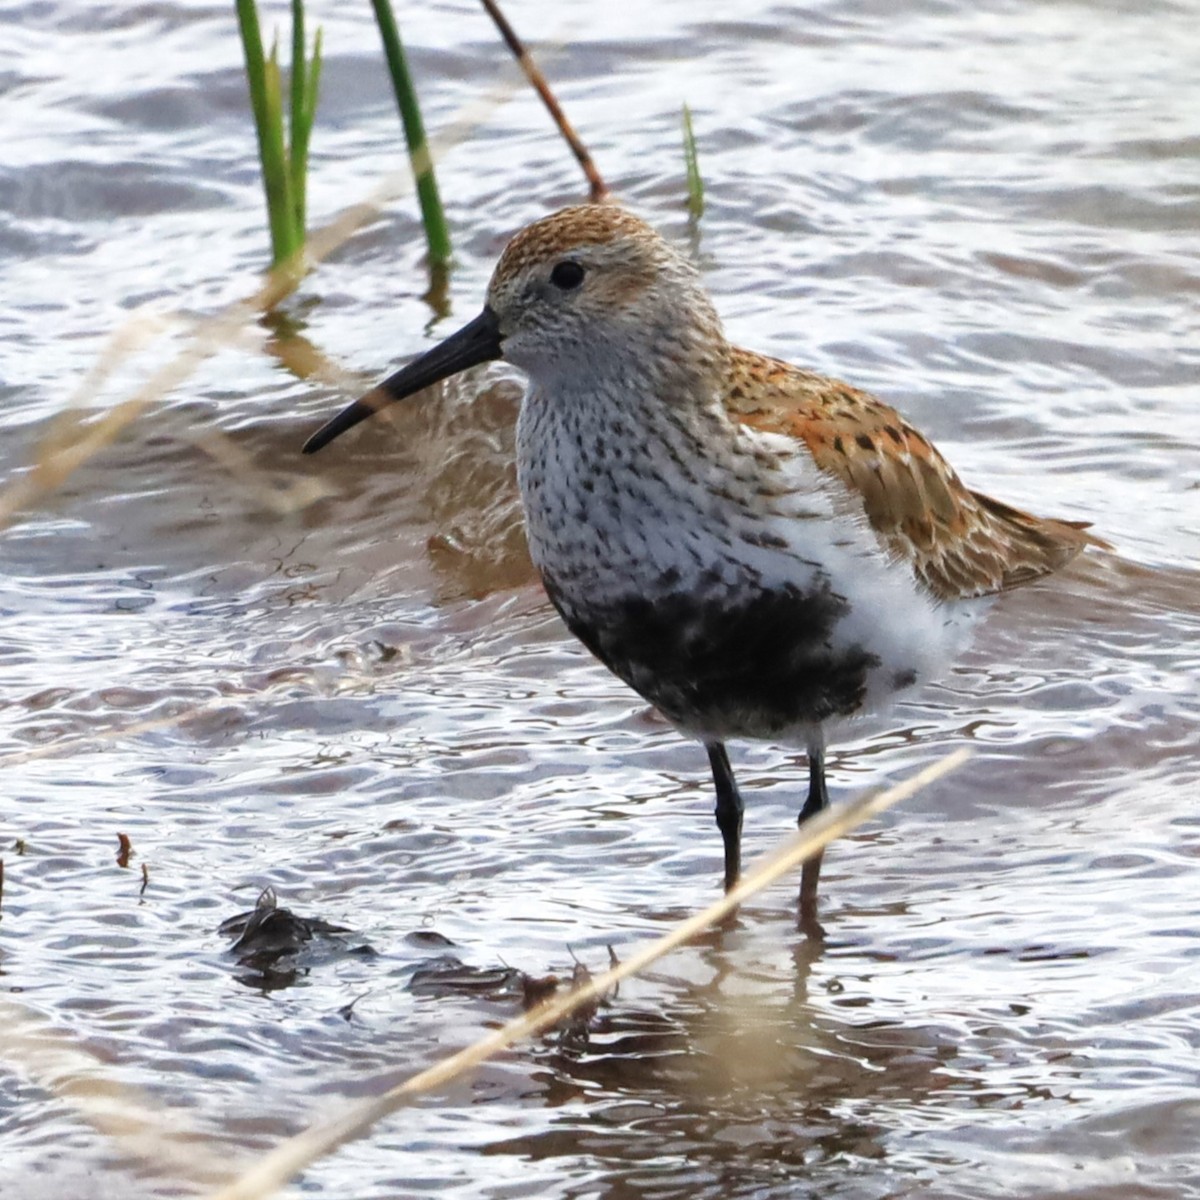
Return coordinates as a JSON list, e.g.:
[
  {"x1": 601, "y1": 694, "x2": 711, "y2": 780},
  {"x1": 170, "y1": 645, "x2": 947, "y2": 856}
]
[{"x1": 1, "y1": 1, "x2": 1199, "y2": 1197}]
